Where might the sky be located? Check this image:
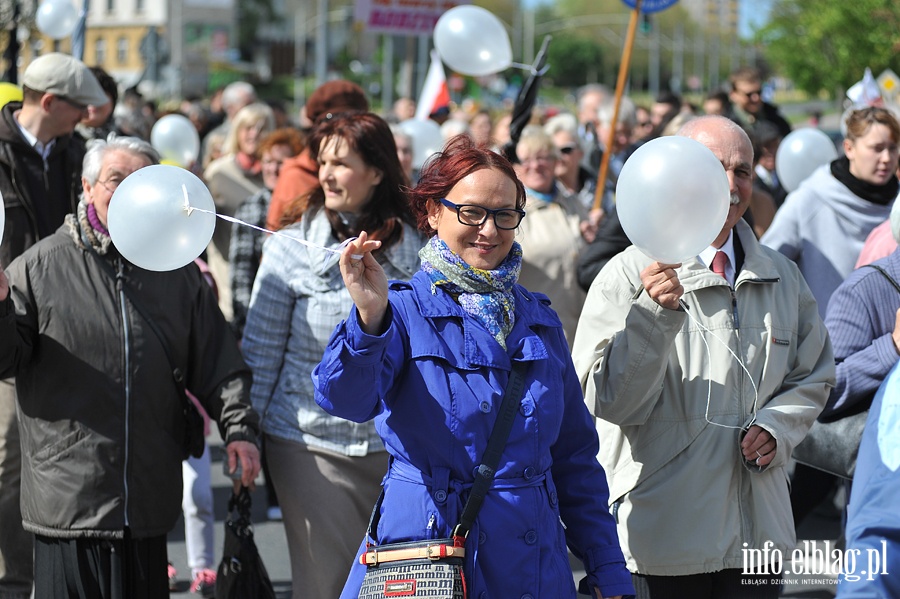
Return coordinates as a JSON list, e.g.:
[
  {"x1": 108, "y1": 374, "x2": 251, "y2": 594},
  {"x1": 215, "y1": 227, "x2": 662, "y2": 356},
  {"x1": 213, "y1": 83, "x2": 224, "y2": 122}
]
[{"x1": 738, "y1": 0, "x2": 773, "y2": 37}]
